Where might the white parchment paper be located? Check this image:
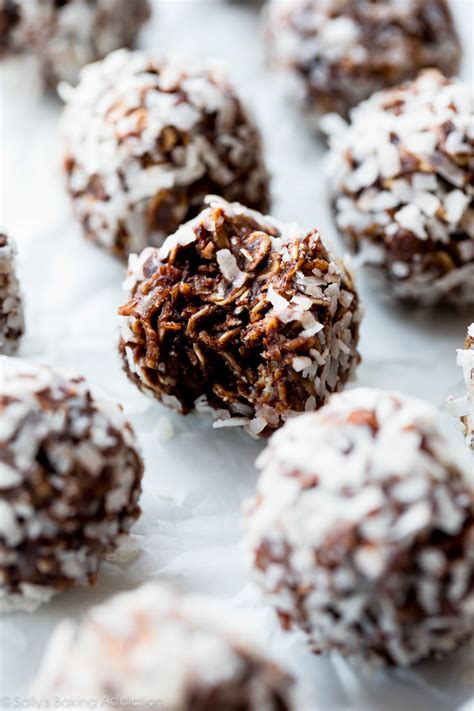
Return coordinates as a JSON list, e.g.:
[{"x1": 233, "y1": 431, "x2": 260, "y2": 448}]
[{"x1": 1, "y1": 1, "x2": 473, "y2": 709}]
